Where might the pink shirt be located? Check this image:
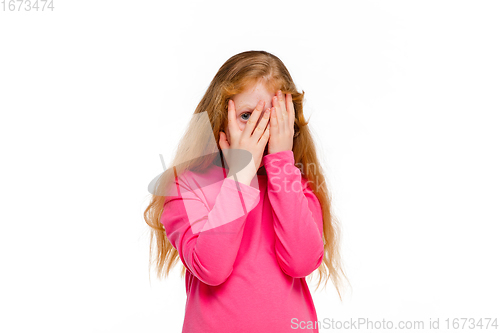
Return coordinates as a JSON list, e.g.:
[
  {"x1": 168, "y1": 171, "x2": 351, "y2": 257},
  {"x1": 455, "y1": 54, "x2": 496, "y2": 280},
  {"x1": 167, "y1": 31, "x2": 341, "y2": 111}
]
[{"x1": 161, "y1": 150, "x2": 324, "y2": 332}]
